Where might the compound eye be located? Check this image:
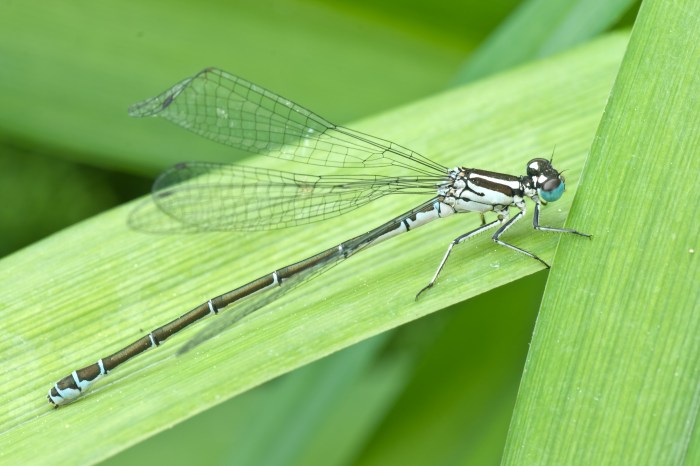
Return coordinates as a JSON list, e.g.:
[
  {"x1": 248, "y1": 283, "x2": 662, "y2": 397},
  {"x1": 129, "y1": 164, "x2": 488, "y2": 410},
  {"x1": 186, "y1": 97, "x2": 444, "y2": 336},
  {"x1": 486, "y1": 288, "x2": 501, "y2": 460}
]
[{"x1": 538, "y1": 177, "x2": 565, "y2": 202}]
